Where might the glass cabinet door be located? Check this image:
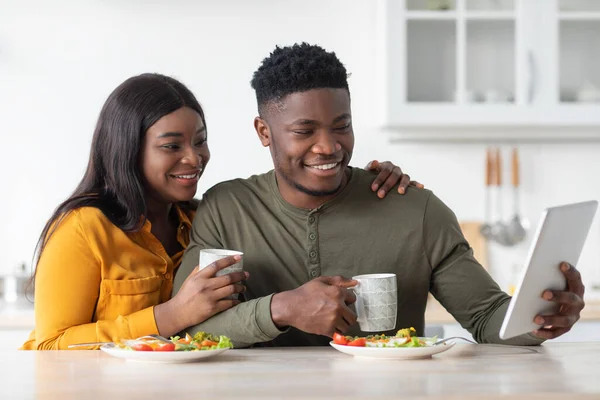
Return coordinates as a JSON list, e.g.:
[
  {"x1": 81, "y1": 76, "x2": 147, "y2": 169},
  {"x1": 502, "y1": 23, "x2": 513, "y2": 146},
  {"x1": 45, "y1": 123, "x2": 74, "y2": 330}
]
[
  {"x1": 465, "y1": 0, "x2": 516, "y2": 104},
  {"x1": 379, "y1": 0, "x2": 600, "y2": 131},
  {"x1": 405, "y1": 0, "x2": 457, "y2": 103},
  {"x1": 403, "y1": 0, "x2": 517, "y2": 105},
  {"x1": 558, "y1": 0, "x2": 600, "y2": 104}
]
